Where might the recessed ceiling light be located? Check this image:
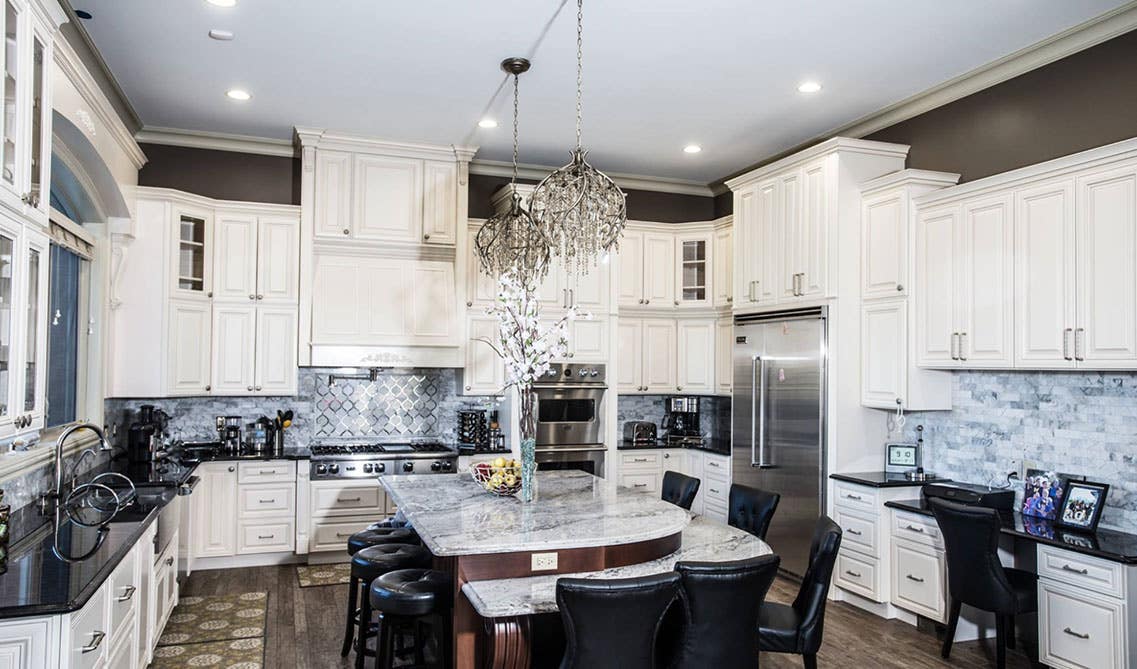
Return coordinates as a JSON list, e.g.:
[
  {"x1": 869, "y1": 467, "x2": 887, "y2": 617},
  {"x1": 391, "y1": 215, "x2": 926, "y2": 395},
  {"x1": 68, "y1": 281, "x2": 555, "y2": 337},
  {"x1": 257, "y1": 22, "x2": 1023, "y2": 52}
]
[
  {"x1": 683, "y1": 144, "x2": 702, "y2": 154},
  {"x1": 209, "y1": 29, "x2": 235, "y2": 40},
  {"x1": 797, "y1": 81, "x2": 822, "y2": 94},
  {"x1": 226, "y1": 89, "x2": 251, "y2": 101},
  {"x1": 206, "y1": 0, "x2": 237, "y2": 6},
  {"x1": 75, "y1": 9, "x2": 93, "y2": 19},
  {"x1": 478, "y1": 118, "x2": 498, "y2": 129}
]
